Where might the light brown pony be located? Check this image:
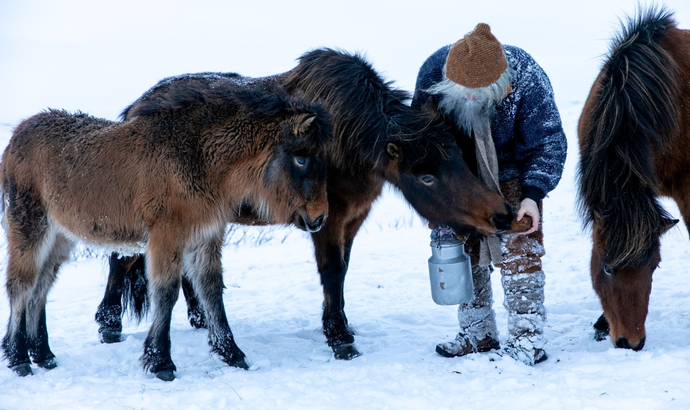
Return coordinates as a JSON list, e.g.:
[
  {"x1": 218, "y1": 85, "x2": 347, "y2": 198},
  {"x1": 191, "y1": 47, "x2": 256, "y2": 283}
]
[
  {"x1": 1, "y1": 85, "x2": 331, "y2": 381},
  {"x1": 577, "y1": 7, "x2": 689, "y2": 351}
]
